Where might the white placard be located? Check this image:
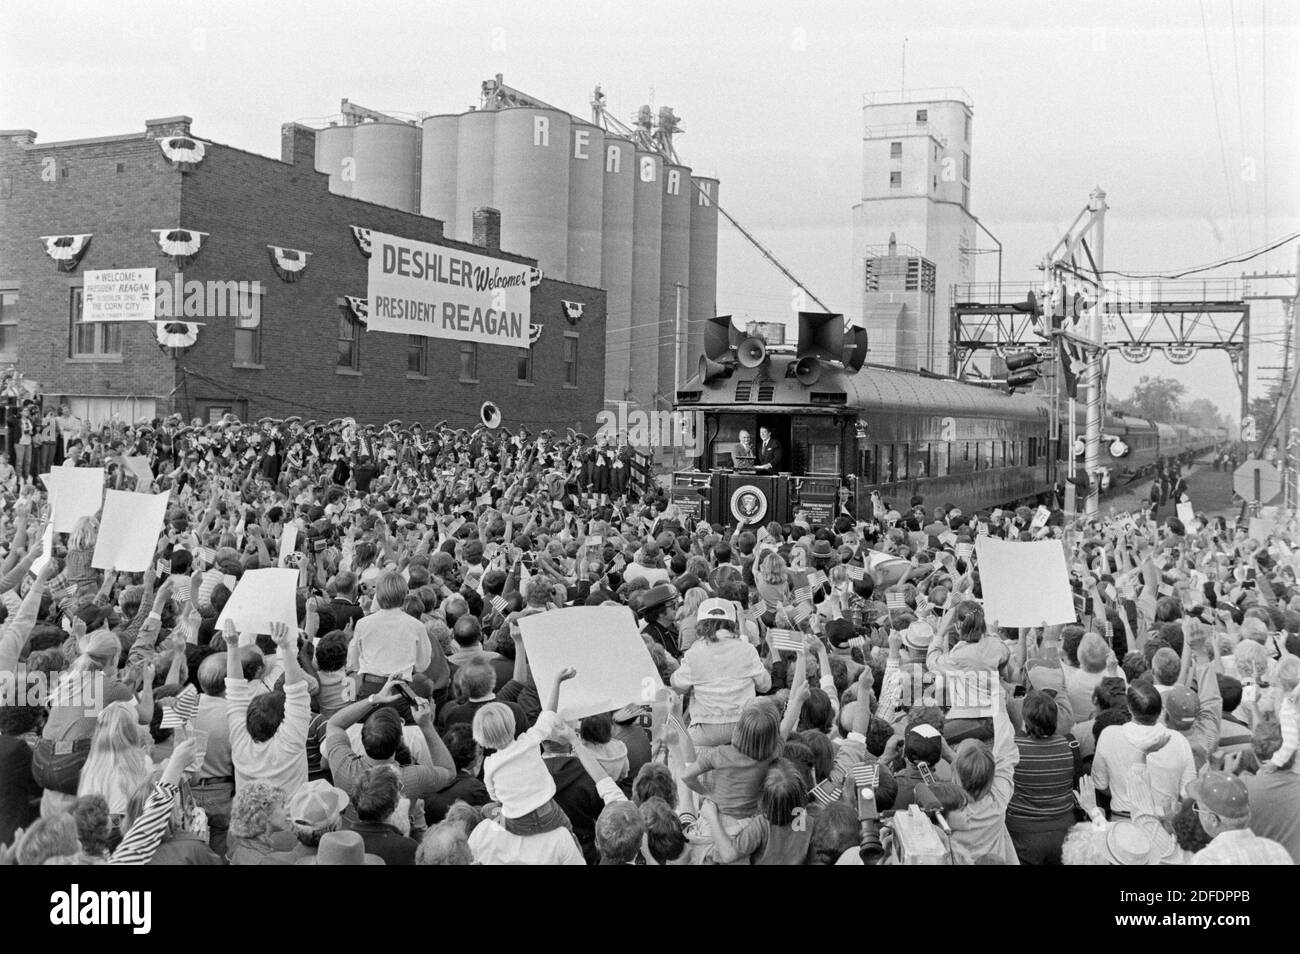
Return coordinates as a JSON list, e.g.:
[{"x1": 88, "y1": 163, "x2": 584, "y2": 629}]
[
  {"x1": 366, "y1": 230, "x2": 533, "y2": 346},
  {"x1": 40, "y1": 468, "x2": 105, "y2": 533},
  {"x1": 519, "y1": 605, "x2": 663, "y2": 721},
  {"x1": 92, "y1": 490, "x2": 170, "y2": 572},
  {"x1": 83, "y1": 268, "x2": 156, "y2": 322},
  {"x1": 277, "y1": 523, "x2": 298, "y2": 568},
  {"x1": 121, "y1": 455, "x2": 154, "y2": 490},
  {"x1": 1176, "y1": 501, "x2": 1195, "y2": 525},
  {"x1": 974, "y1": 537, "x2": 1077, "y2": 627},
  {"x1": 215, "y1": 568, "x2": 299, "y2": 640}
]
